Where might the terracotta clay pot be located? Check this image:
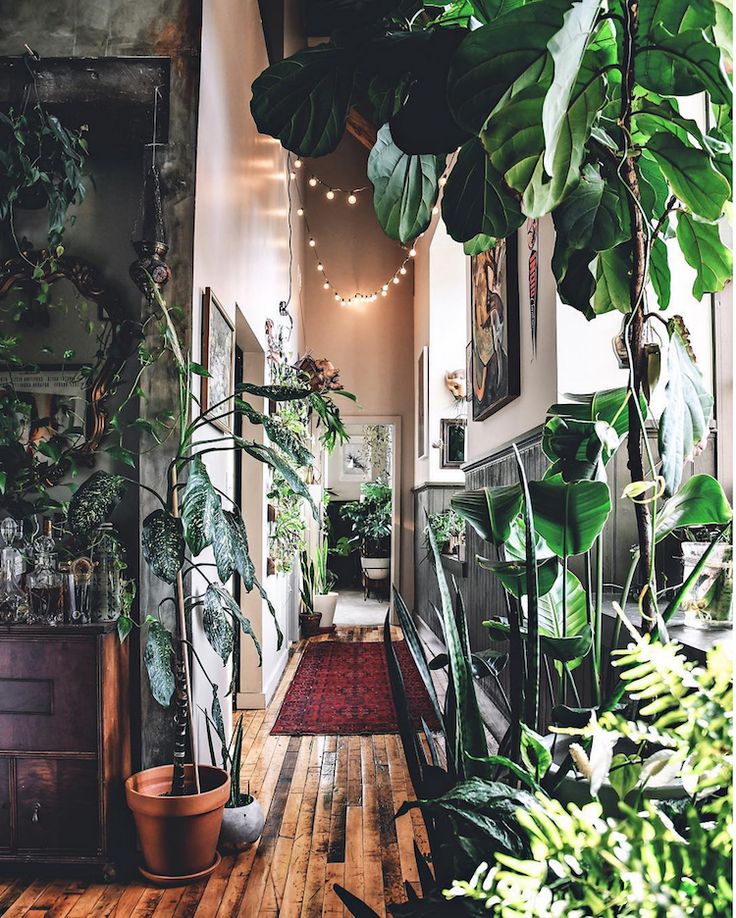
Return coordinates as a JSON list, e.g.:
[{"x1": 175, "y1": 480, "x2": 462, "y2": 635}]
[{"x1": 125, "y1": 764, "x2": 229, "y2": 884}]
